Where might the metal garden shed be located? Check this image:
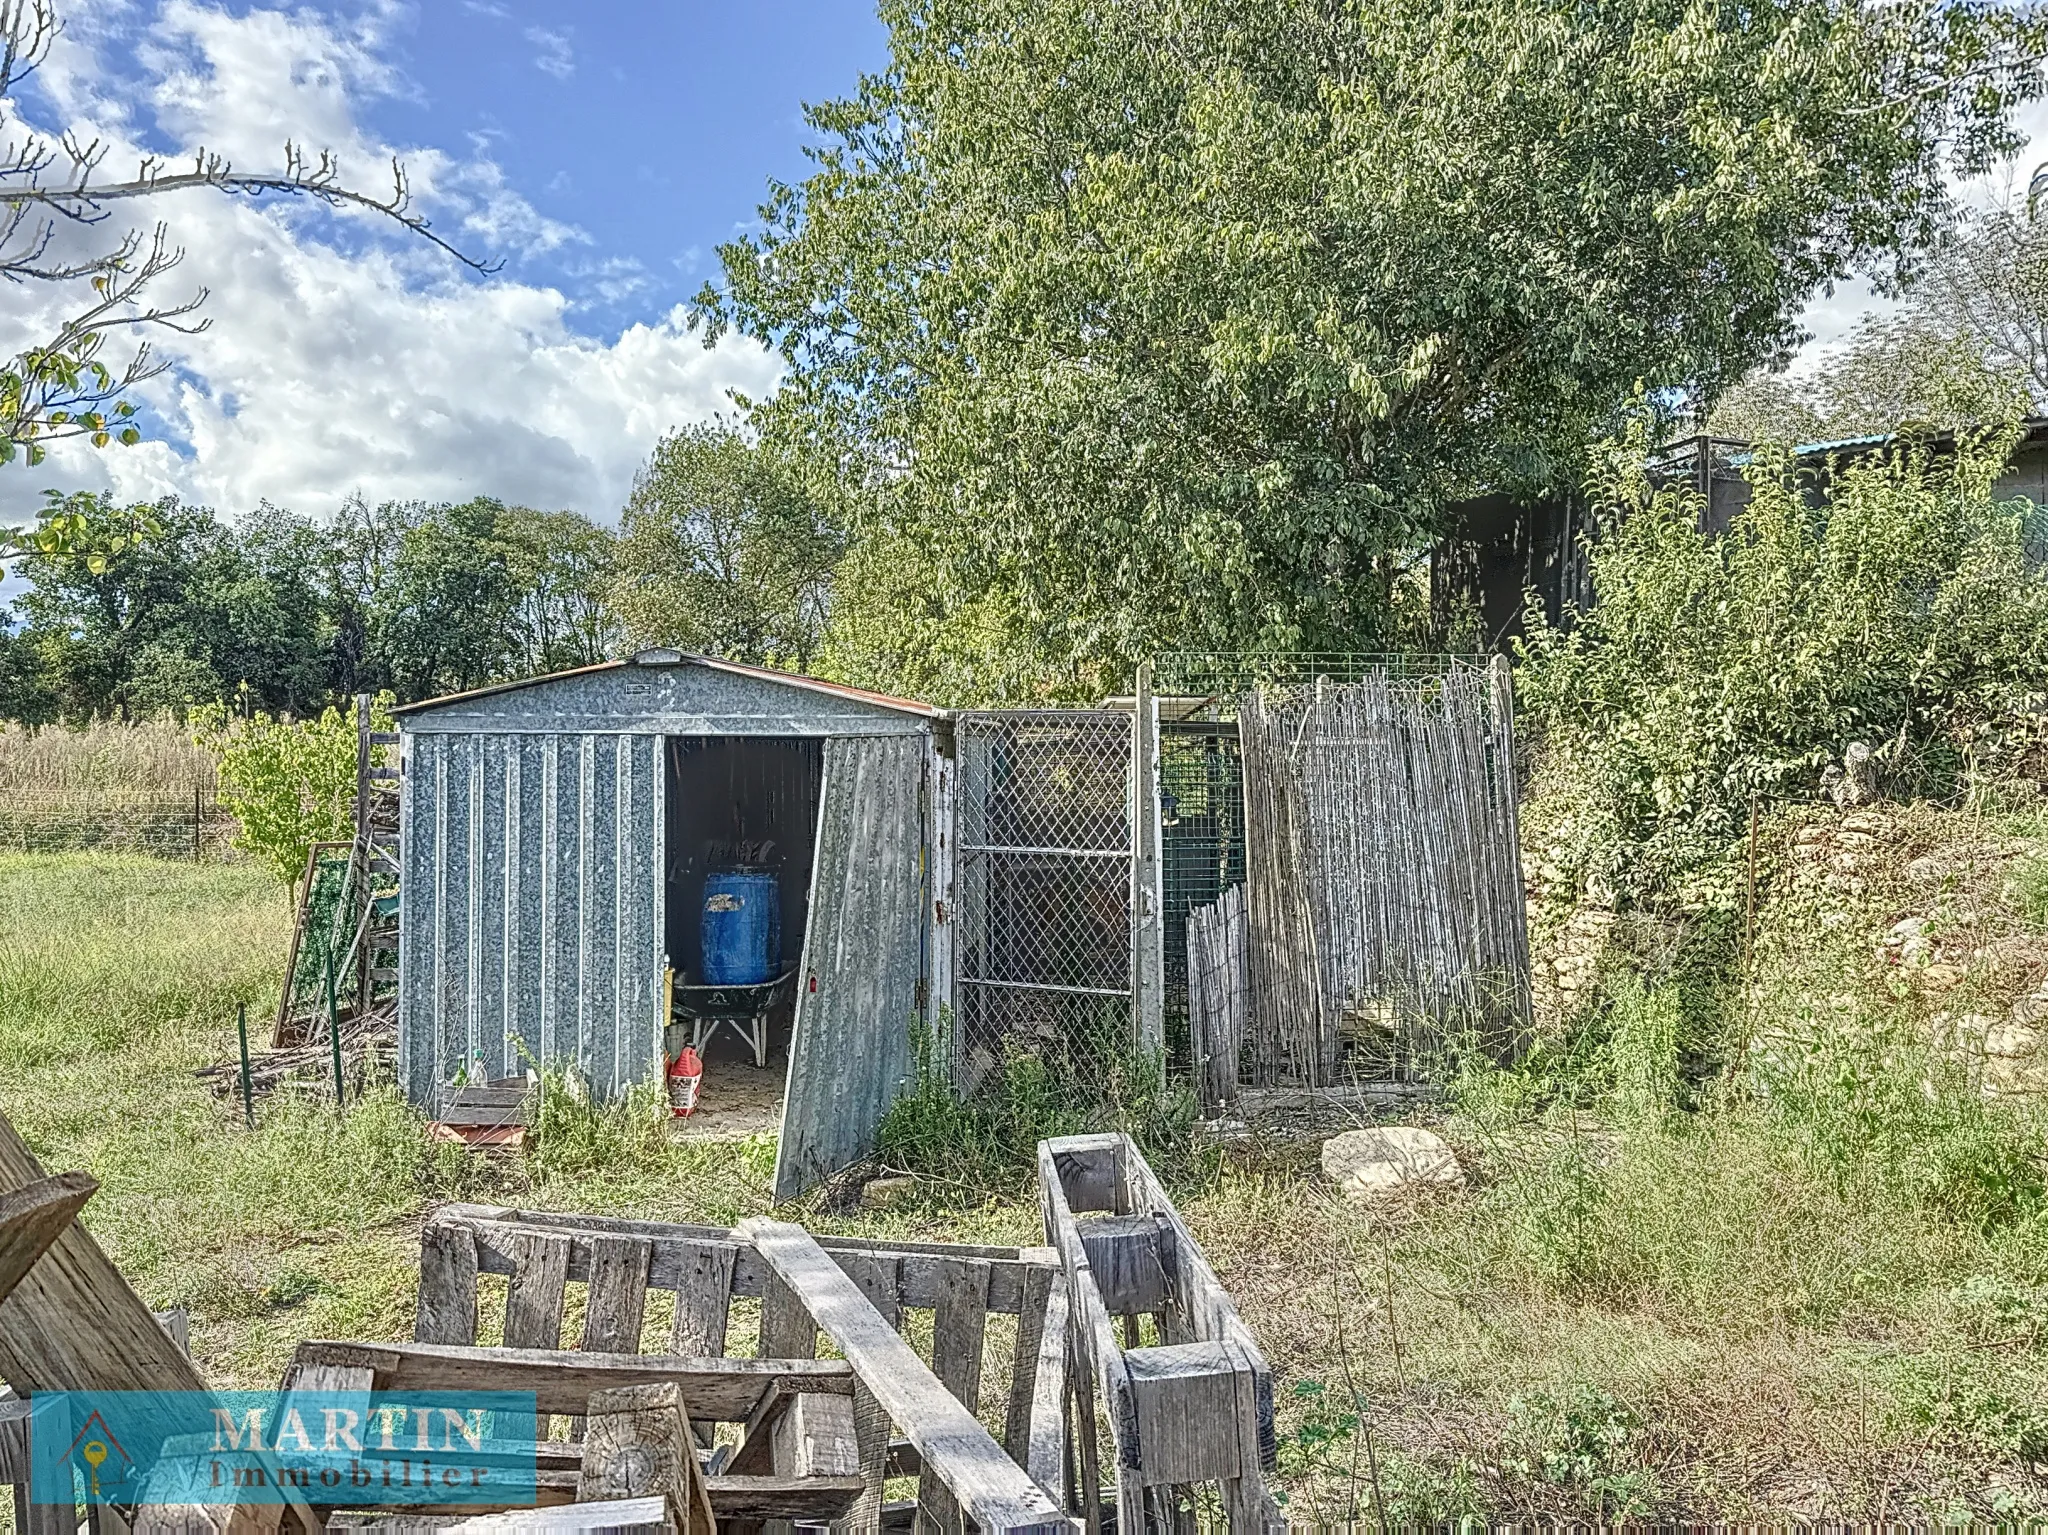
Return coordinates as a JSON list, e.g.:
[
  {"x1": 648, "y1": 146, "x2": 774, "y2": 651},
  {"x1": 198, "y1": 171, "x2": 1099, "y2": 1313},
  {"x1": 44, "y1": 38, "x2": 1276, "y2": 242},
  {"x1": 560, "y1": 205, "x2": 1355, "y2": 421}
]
[{"x1": 392, "y1": 649, "x2": 943, "y2": 1198}]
